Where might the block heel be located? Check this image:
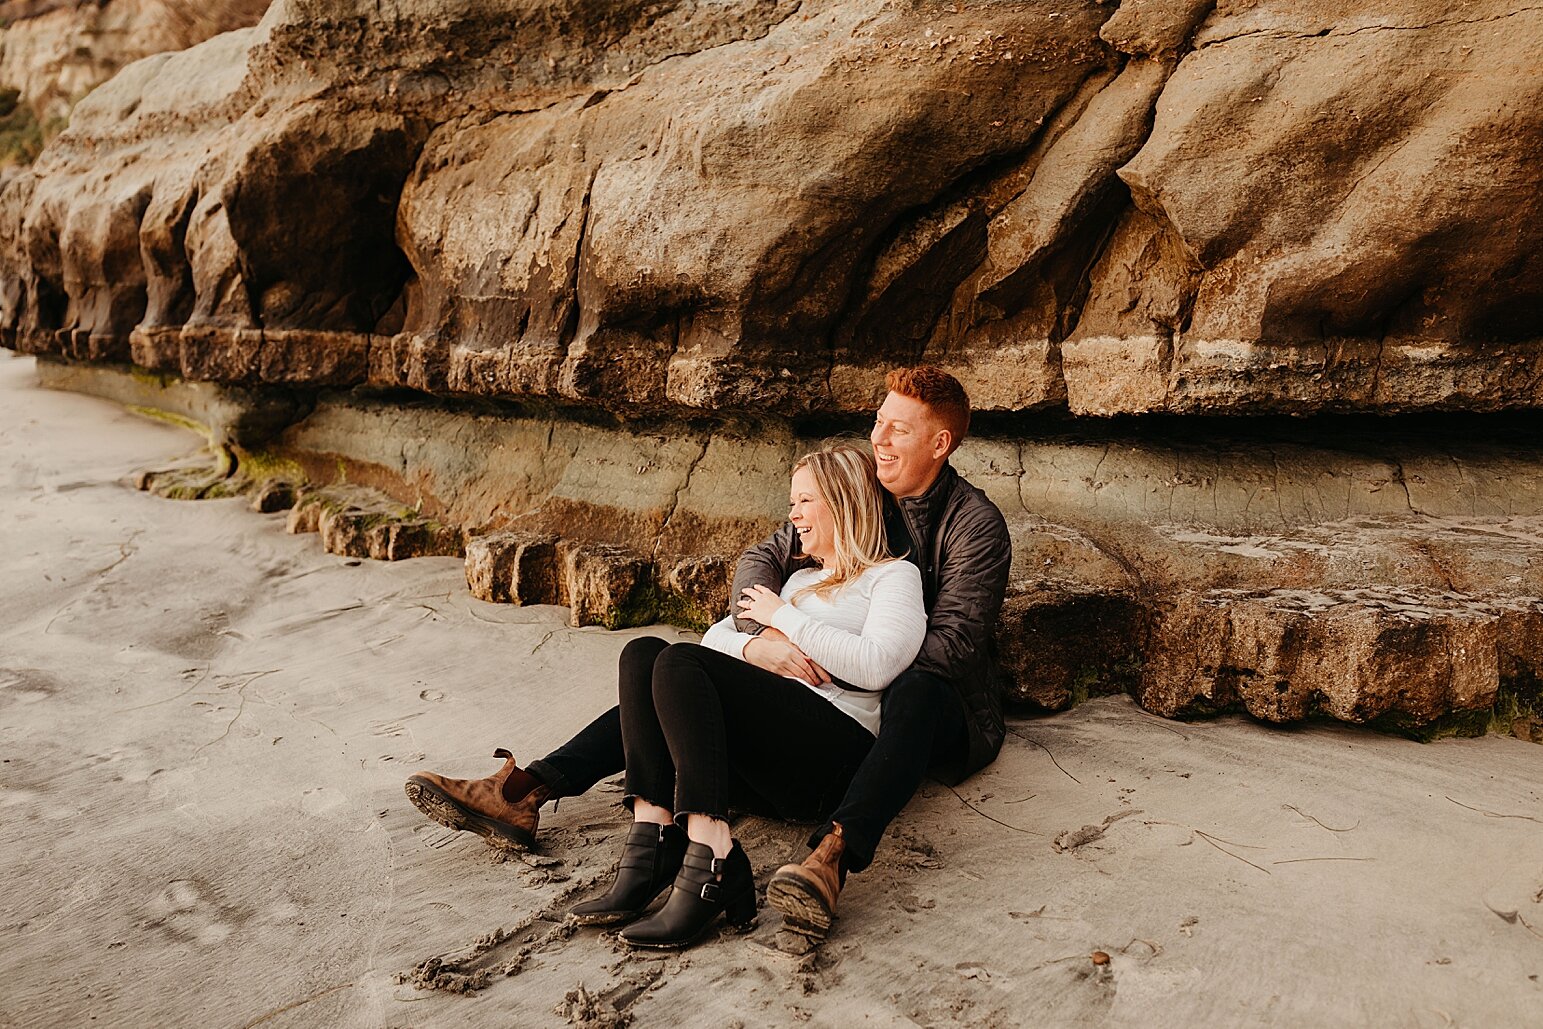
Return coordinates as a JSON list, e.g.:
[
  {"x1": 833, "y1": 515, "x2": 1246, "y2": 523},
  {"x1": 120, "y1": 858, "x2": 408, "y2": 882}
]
[{"x1": 723, "y1": 883, "x2": 758, "y2": 929}]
